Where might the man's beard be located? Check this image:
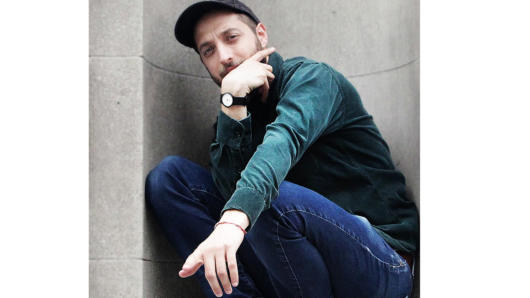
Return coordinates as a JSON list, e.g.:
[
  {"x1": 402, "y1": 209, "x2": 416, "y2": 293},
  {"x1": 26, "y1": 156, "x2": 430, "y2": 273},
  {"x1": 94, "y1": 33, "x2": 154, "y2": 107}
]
[{"x1": 208, "y1": 38, "x2": 264, "y2": 87}]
